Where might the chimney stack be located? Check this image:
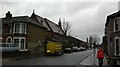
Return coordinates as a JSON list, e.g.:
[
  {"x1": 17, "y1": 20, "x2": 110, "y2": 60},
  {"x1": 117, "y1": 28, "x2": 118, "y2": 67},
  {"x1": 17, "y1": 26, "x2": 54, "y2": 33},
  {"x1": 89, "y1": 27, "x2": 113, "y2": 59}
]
[
  {"x1": 6, "y1": 11, "x2": 12, "y2": 19},
  {"x1": 58, "y1": 18, "x2": 62, "y2": 28}
]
